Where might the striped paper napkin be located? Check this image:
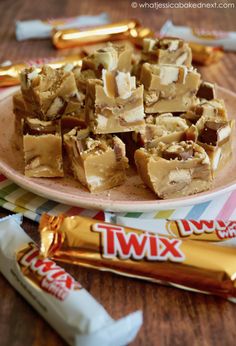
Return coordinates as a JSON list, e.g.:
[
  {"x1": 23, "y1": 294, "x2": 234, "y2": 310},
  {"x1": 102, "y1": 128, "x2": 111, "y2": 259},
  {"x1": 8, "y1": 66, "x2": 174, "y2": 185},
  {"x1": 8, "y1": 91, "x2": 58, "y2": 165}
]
[{"x1": 1, "y1": 173, "x2": 236, "y2": 224}]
